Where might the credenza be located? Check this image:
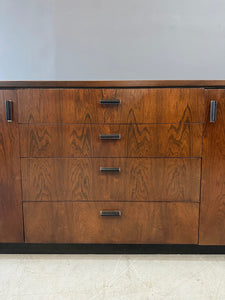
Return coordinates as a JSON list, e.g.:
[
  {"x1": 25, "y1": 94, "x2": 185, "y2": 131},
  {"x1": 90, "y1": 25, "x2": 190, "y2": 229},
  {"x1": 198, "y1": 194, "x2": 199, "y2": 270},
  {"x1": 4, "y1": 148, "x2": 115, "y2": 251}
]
[{"x1": 1, "y1": 80, "x2": 225, "y2": 246}]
